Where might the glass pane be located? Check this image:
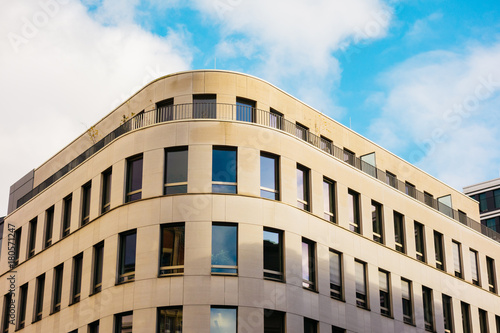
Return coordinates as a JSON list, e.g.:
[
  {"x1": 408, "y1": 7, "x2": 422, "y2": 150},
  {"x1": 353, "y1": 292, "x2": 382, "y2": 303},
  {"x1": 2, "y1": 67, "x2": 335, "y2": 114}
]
[
  {"x1": 161, "y1": 225, "x2": 185, "y2": 274},
  {"x1": 122, "y1": 233, "x2": 137, "y2": 274},
  {"x1": 212, "y1": 149, "x2": 237, "y2": 183},
  {"x1": 264, "y1": 230, "x2": 282, "y2": 276},
  {"x1": 236, "y1": 100, "x2": 254, "y2": 122},
  {"x1": 297, "y1": 168, "x2": 305, "y2": 201},
  {"x1": 379, "y1": 271, "x2": 388, "y2": 292},
  {"x1": 127, "y1": 158, "x2": 143, "y2": 193},
  {"x1": 355, "y1": 262, "x2": 365, "y2": 295},
  {"x1": 264, "y1": 309, "x2": 284, "y2": 333},
  {"x1": 470, "y1": 251, "x2": 478, "y2": 282},
  {"x1": 166, "y1": 185, "x2": 188, "y2": 195},
  {"x1": 212, "y1": 184, "x2": 237, "y2": 194},
  {"x1": 212, "y1": 225, "x2": 237, "y2": 273},
  {"x1": 158, "y1": 307, "x2": 183, "y2": 333},
  {"x1": 260, "y1": 155, "x2": 277, "y2": 192},
  {"x1": 210, "y1": 308, "x2": 236, "y2": 333},
  {"x1": 166, "y1": 149, "x2": 188, "y2": 184},
  {"x1": 302, "y1": 242, "x2": 311, "y2": 284},
  {"x1": 193, "y1": 95, "x2": 216, "y2": 119},
  {"x1": 329, "y1": 251, "x2": 341, "y2": 286},
  {"x1": 119, "y1": 314, "x2": 133, "y2": 333}
]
